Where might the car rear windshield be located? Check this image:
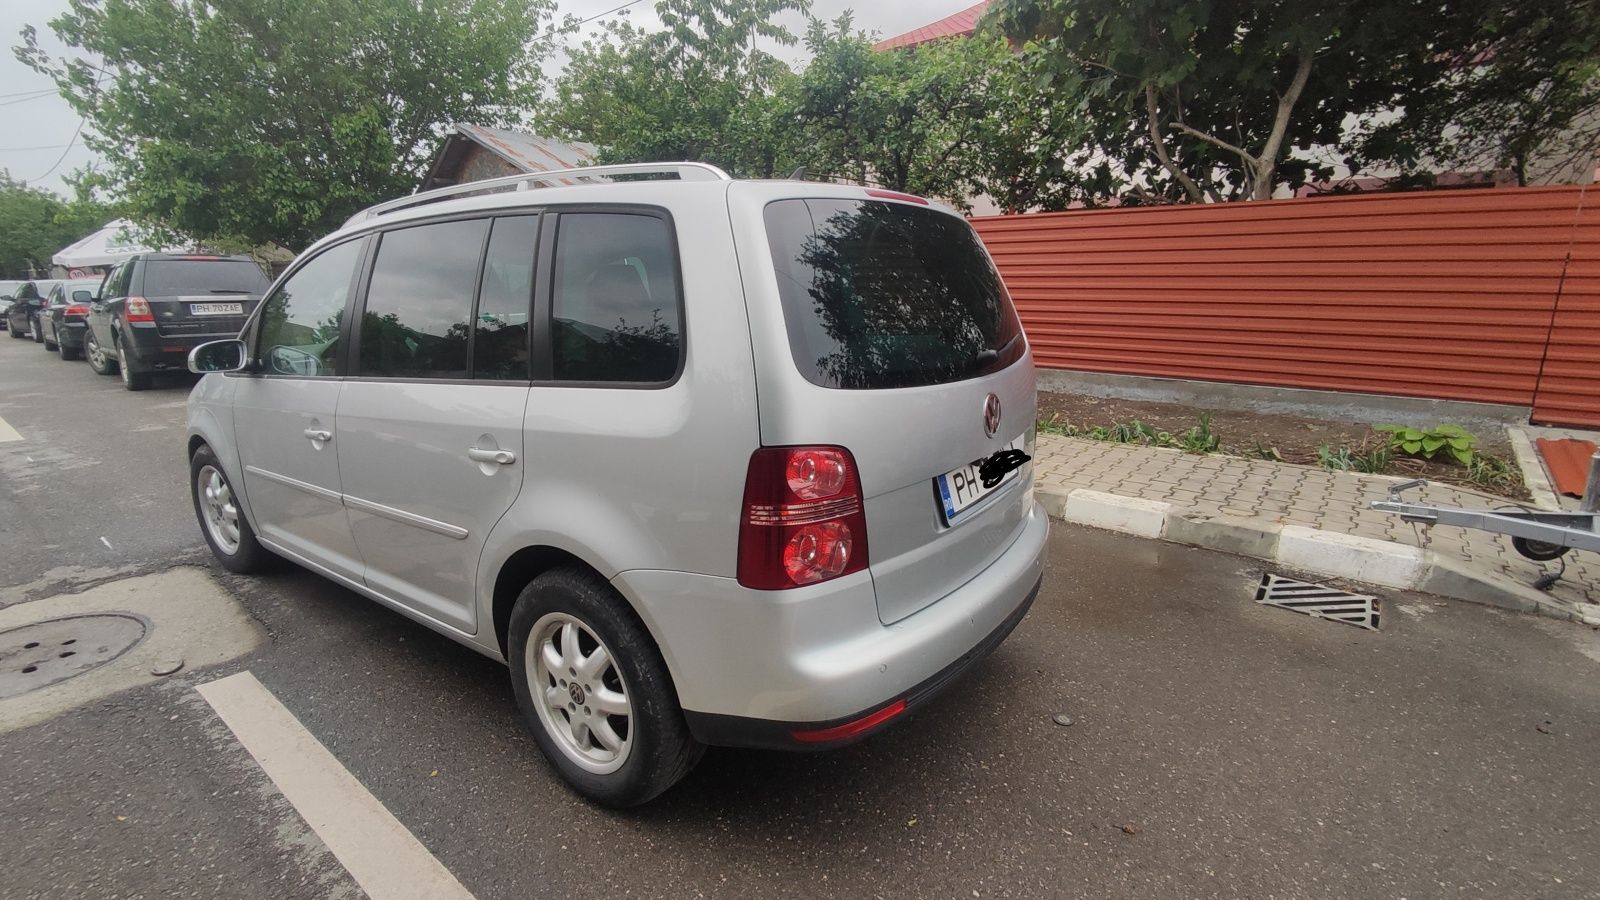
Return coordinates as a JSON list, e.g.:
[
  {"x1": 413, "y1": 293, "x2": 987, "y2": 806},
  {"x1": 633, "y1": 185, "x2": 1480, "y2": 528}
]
[
  {"x1": 141, "y1": 259, "x2": 270, "y2": 297},
  {"x1": 763, "y1": 198, "x2": 1024, "y2": 390}
]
